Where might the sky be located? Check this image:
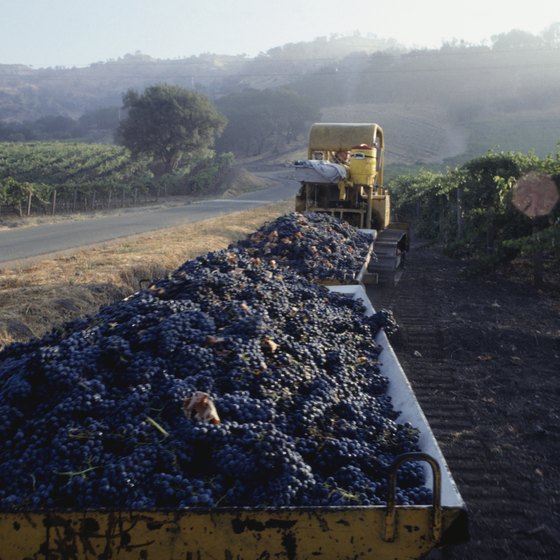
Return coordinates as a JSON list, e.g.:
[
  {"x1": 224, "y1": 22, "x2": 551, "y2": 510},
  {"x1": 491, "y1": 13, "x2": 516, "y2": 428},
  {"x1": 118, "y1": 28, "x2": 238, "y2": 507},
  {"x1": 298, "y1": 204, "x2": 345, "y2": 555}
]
[{"x1": 1, "y1": 0, "x2": 560, "y2": 68}]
